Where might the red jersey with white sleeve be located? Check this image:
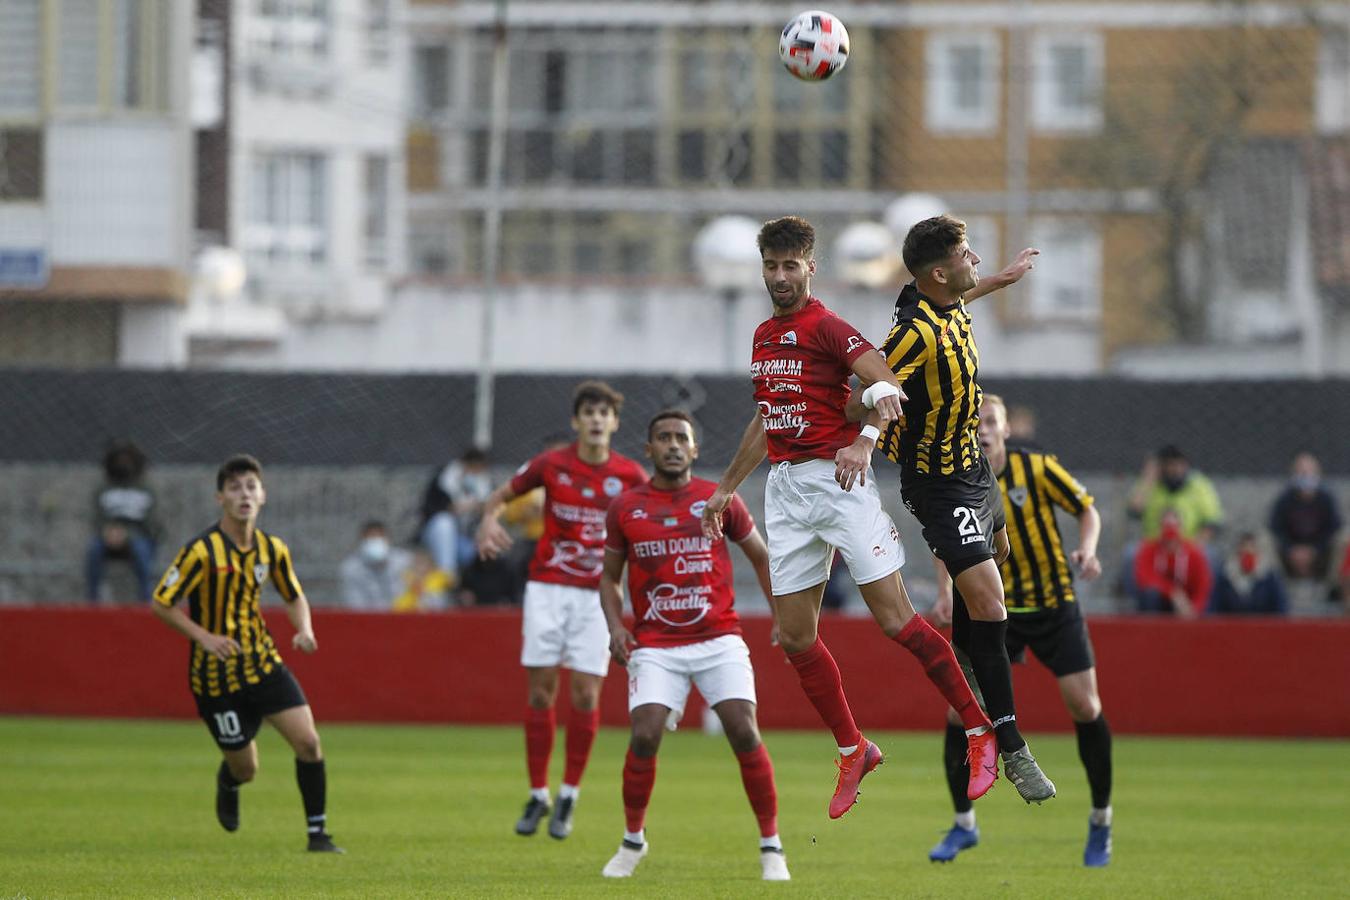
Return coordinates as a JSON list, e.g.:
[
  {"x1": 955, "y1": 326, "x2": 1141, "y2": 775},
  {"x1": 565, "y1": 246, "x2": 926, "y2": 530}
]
[
  {"x1": 750, "y1": 296, "x2": 876, "y2": 463},
  {"x1": 605, "y1": 476, "x2": 754, "y2": 648},
  {"x1": 509, "y1": 444, "x2": 647, "y2": 589}
]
